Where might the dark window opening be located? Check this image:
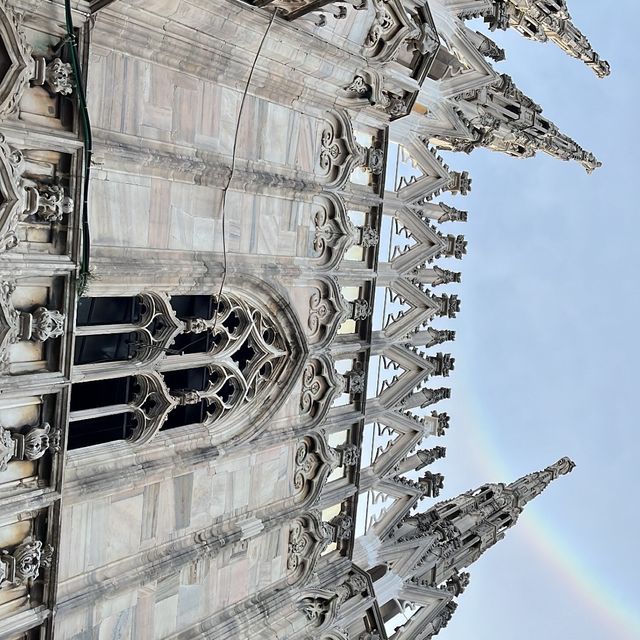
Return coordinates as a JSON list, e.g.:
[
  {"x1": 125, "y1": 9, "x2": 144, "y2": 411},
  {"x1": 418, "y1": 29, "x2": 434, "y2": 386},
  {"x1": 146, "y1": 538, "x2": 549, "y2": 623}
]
[
  {"x1": 170, "y1": 332, "x2": 213, "y2": 355},
  {"x1": 77, "y1": 296, "x2": 141, "y2": 326},
  {"x1": 232, "y1": 341, "x2": 255, "y2": 371},
  {"x1": 67, "y1": 413, "x2": 137, "y2": 450},
  {"x1": 162, "y1": 400, "x2": 206, "y2": 430},
  {"x1": 70, "y1": 377, "x2": 132, "y2": 411},
  {"x1": 163, "y1": 367, "x2": 209, "y2": 392},
  {"x1": 74, "y1": 332, "x2": 139, "y2": 365},
  {"x1": 171, "y1": 295, "x2": 214, "y2": 320}
]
